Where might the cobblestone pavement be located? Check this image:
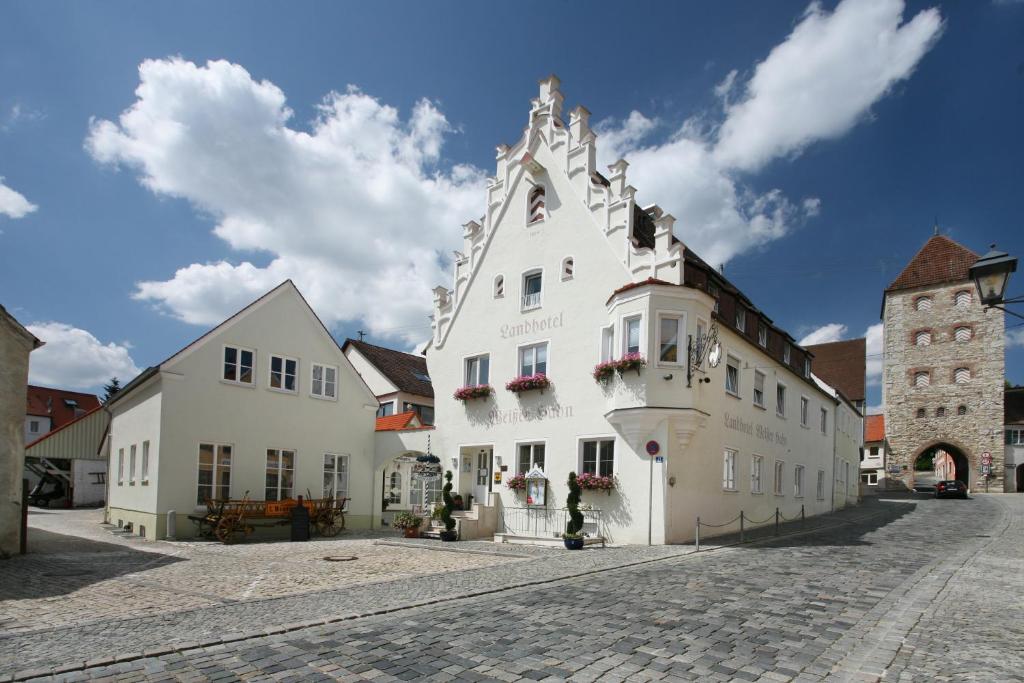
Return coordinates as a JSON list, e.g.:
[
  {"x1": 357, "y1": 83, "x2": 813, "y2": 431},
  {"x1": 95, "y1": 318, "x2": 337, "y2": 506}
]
[{"x1": 4, "y1": 495, "x2": 1021, "y2": 682}]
